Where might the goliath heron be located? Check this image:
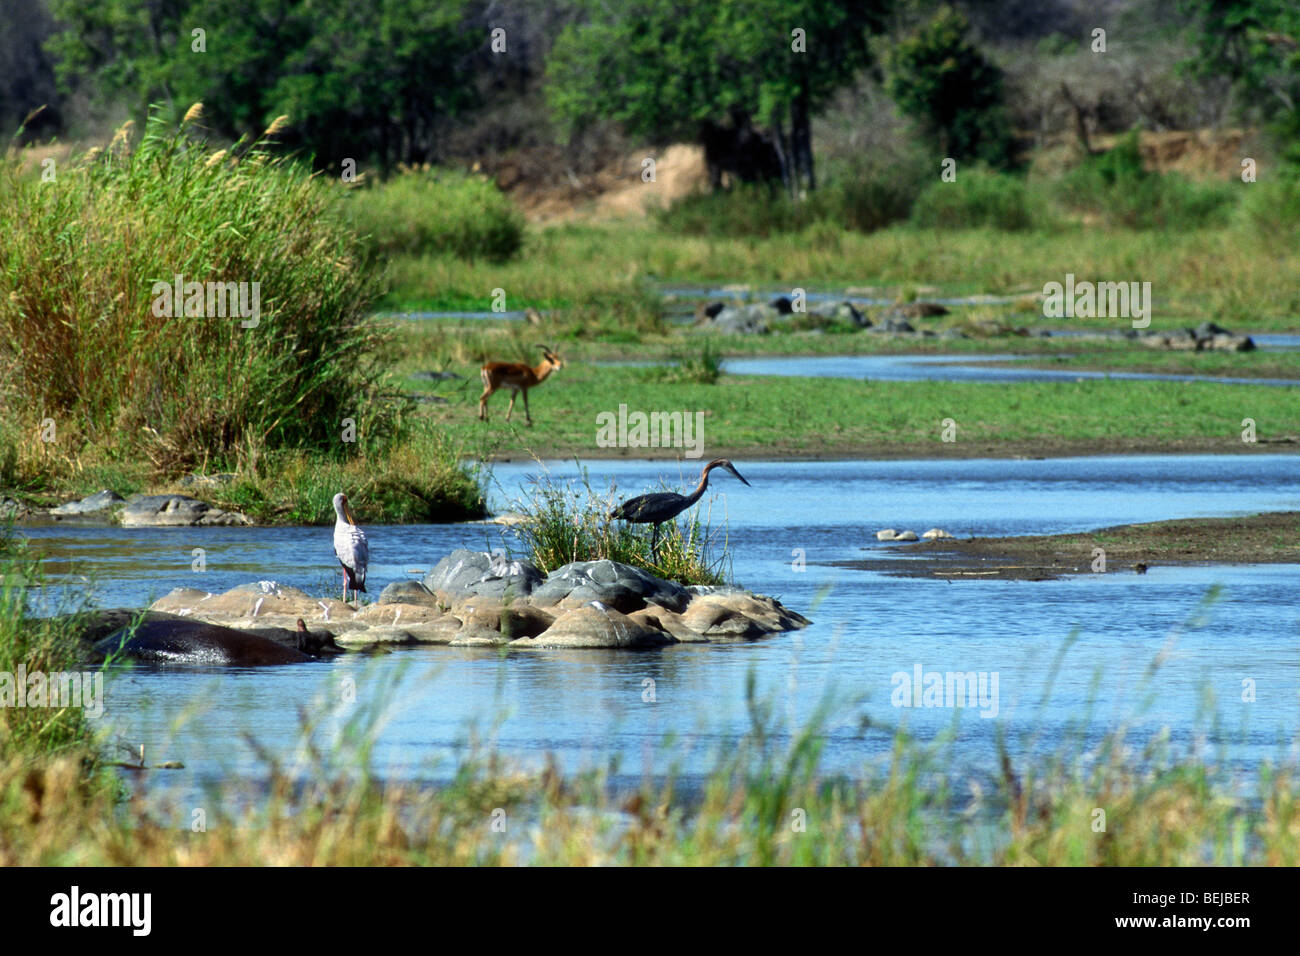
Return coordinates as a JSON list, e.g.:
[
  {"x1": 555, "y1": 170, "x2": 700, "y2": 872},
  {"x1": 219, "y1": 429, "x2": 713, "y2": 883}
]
[{"x1": 610, "y1": 458, "x2": 751, "y2": 555}]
